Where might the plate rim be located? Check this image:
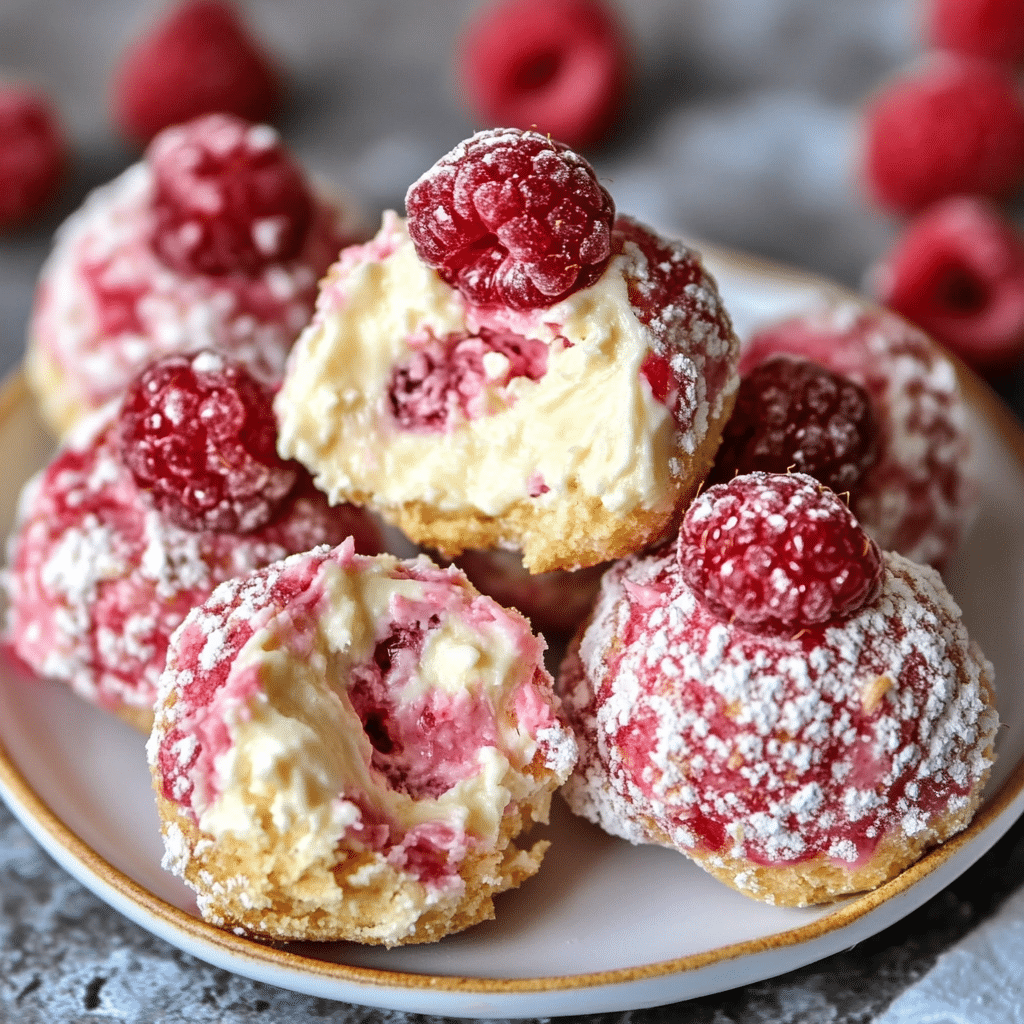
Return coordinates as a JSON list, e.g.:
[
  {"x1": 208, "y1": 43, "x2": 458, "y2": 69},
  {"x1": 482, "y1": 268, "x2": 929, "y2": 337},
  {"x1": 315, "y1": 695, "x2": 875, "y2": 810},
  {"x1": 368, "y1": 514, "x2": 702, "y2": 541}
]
[{"x1": 2, "y1": 249, "x2": 1024, "y2": 1000}]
